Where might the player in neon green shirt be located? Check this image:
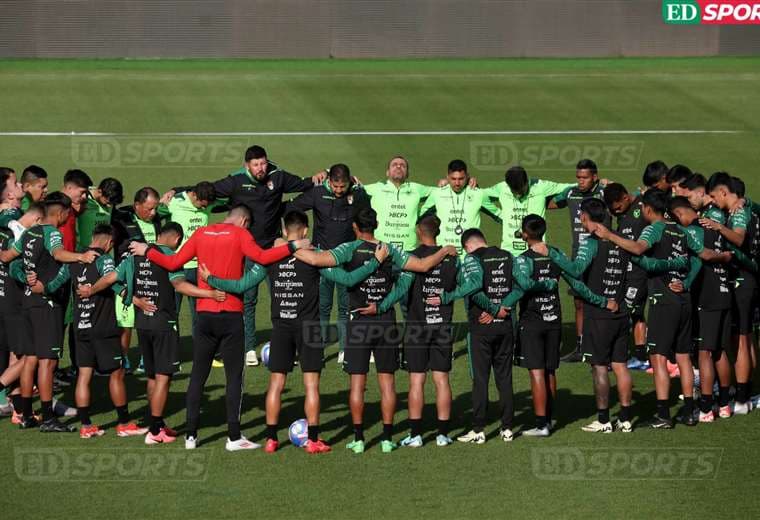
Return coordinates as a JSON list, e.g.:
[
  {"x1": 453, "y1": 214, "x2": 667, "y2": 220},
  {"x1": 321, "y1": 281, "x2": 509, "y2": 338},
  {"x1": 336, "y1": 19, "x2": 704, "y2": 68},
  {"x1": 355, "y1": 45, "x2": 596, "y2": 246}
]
[
  {"x1": 419, "y1": 160, "x2": 501, "y2": 255},
  {"x1": 76, "y1": 178, "x2": 124, "y2": 252},
  {"x1": 484, "y1": 166, "x2": 575, "y2": 256}
]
